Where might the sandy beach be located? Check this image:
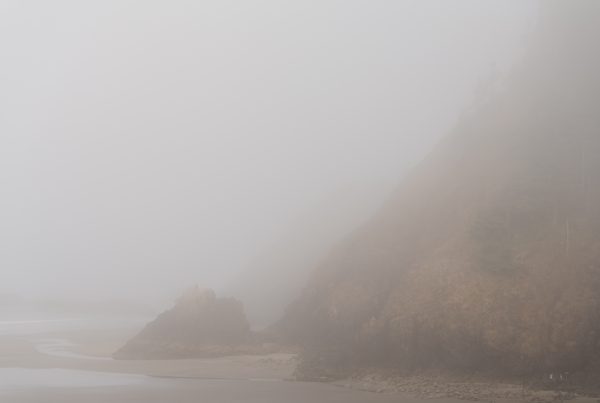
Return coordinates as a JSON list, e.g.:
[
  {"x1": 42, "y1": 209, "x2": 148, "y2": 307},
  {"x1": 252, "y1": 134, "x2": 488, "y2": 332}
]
[
  {"x1": 2, "y1": 317, "x2": 597, "y2": 403},
  {"x1": 0, "y1": 317, "x2": 415, "y2": 403}
]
